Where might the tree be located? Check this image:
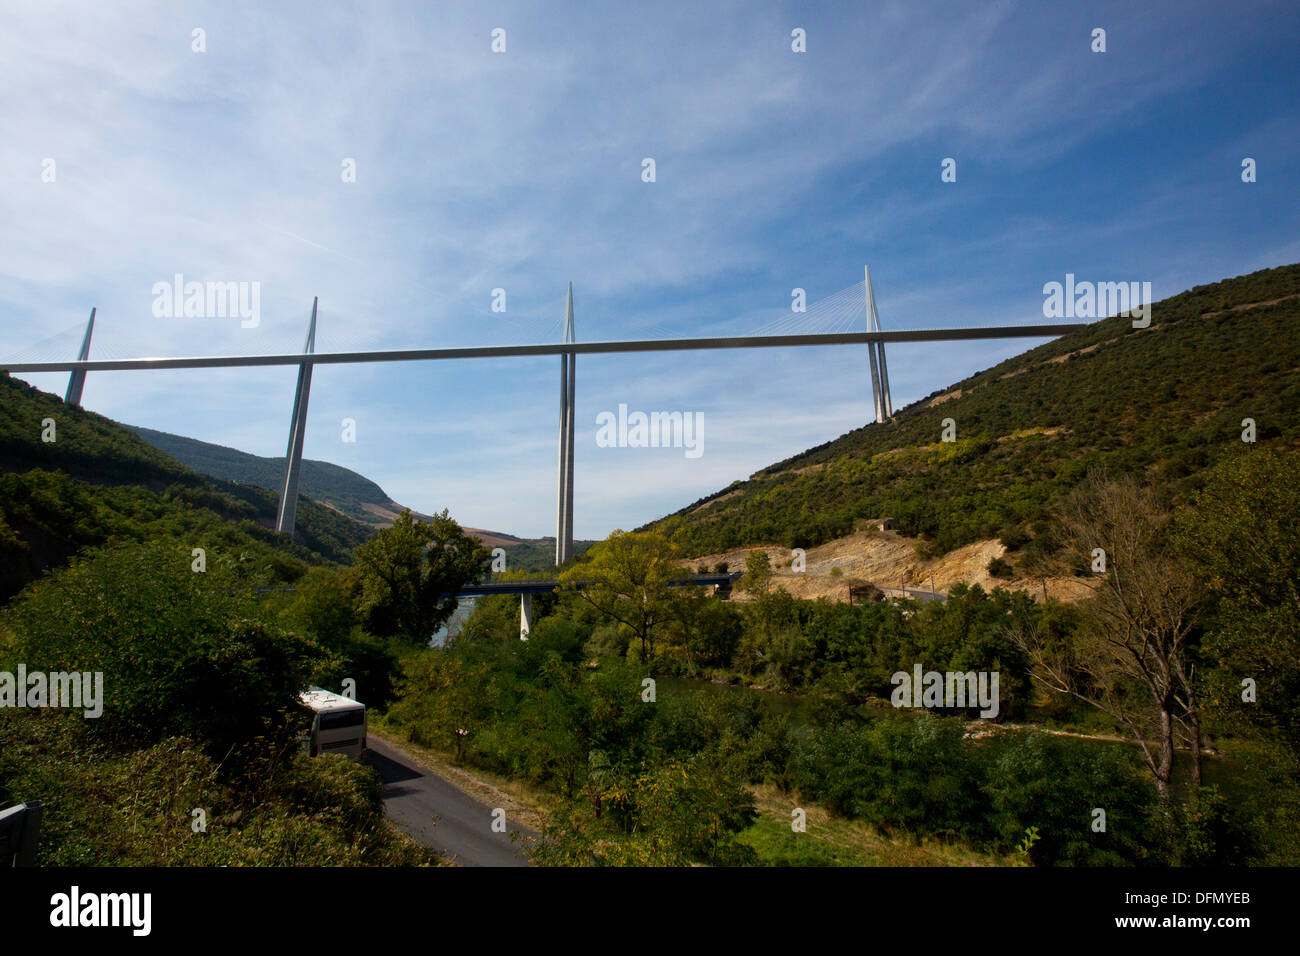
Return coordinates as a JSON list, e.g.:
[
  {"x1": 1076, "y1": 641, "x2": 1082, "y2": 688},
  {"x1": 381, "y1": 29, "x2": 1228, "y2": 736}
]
[
  {"x1": 533, "y1": 756, "x2": 758, "y2": 867},
  {"x1": 1008, "y1": 473, "x2": 1201, "y2": 798},
  {"x1": 559, "y1": 529, "x2": 689, "y2": 662},
  {"x1": 742, "y1": 549, "x2": 772, "y2": 595},
  {"x1": 1176, "y1": 449, "x2": 1300, "y2": 754},
  {"x1": 350, "y1": 509, "x2": 490, "y2": 644},
  {"x1": 663, "y1": 588, "x2": 744, "y2": 670},
  {"x1": 284, "y1": 567, "x2": 356, "y2": 646},
  {"x1": 389, "y1": 651, "x2": 492, "y2": 761}
]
